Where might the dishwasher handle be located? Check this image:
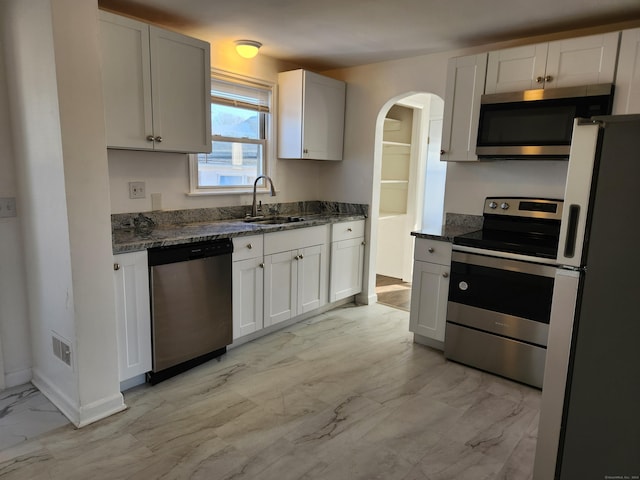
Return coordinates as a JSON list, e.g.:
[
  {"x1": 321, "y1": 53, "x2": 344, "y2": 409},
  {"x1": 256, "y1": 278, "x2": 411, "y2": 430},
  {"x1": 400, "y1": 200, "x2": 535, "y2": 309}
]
[{"x1": 148, "y1": 238, "x2": 233, "y2": 266}]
